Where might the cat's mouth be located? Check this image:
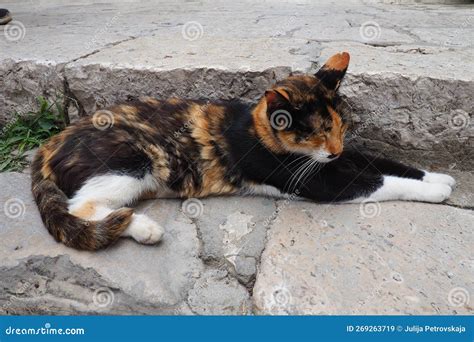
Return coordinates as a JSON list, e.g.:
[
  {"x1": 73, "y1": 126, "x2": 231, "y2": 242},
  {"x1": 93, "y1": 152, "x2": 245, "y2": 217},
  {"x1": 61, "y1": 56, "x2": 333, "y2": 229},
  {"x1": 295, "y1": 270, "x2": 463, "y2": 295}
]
[{"x1": 311, "y1": 150, "x2": 340, "y2": 163}]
